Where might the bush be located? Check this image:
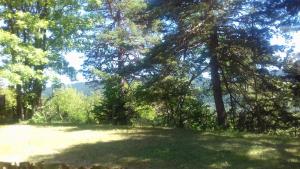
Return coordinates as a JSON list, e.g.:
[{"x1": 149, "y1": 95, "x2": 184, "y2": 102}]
[
  {"x1": 0, "y1": 88, "x2": 16, "y2": 123},
  {"x1": 183, "y1": 99, "x2": 216, "y2": 130},
  {"x1": 130, "y1": 104, "x2": 157, "y2": 126},
  {"x1": 30, "y1": 110, "x2": 48, "y2": 124},
  {"x1": 31, "y1": 88, "x2": 101, "y2": 124},
  {"x1": 92, "y1": 75, "x2": 133, "y2": 125}
]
